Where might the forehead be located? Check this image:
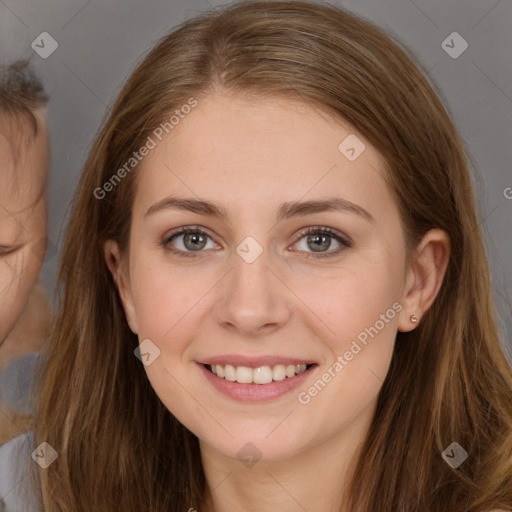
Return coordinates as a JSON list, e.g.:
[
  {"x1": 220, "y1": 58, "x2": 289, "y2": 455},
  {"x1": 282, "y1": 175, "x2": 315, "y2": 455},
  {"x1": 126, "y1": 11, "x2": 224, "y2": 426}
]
[
  {"x1": 133, "y1": 93, "x2": 397, "y2": 225},
  {"x1": 0, "y1": 113, "x2": 48, "y2": 213}
]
